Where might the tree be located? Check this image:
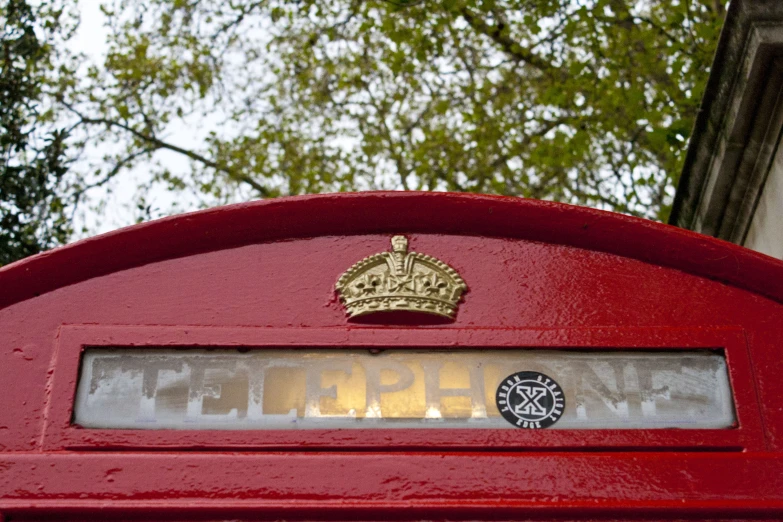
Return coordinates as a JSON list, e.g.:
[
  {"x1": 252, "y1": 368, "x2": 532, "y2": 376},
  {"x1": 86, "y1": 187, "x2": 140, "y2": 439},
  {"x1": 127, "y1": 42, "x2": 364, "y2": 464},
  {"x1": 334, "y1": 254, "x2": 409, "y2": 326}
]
[
  {"x1": 0, "y1": 0, "x2": 76, "y2": 266},
  {"x1": 3, "y1": 0, "x2": 728, "y2": 264}
]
